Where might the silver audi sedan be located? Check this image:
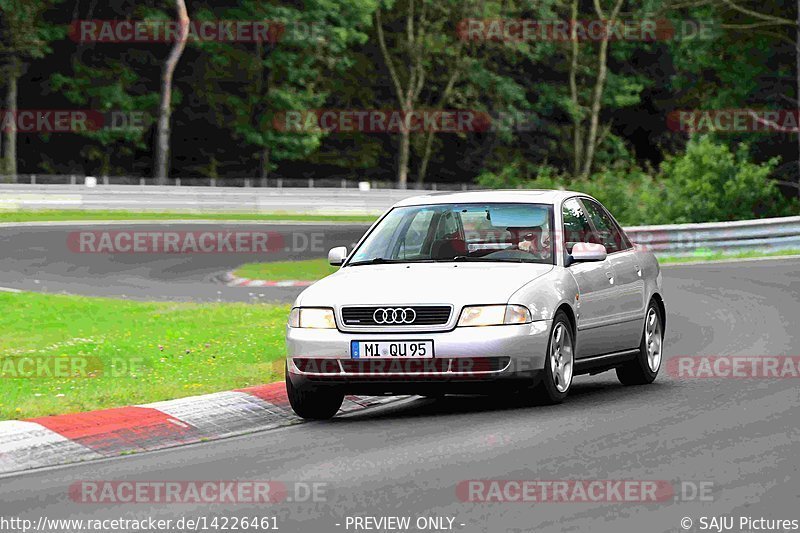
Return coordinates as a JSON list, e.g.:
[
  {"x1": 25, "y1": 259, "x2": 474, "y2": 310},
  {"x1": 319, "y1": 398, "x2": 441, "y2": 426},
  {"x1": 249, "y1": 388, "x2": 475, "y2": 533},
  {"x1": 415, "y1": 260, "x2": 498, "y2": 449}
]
[{"x1": 285, "y1": 190, "x2": 665, "y2": 419}]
